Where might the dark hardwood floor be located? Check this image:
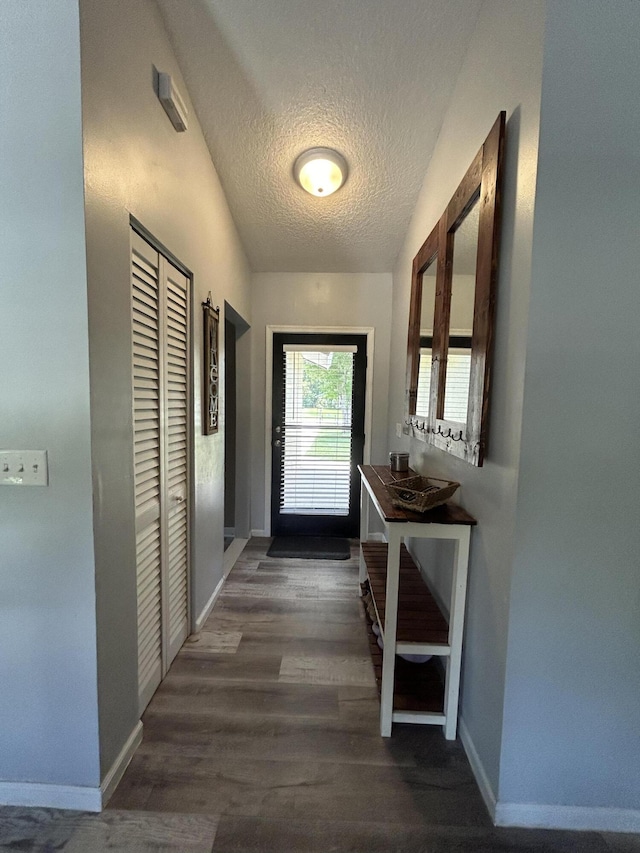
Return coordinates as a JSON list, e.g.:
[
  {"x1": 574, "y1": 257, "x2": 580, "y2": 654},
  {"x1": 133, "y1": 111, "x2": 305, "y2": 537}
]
[{"x1": 1, "y1": 538, "x2": 638, "y2": 851}]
